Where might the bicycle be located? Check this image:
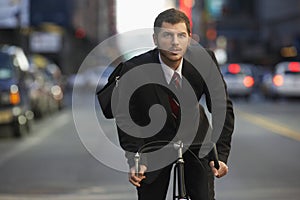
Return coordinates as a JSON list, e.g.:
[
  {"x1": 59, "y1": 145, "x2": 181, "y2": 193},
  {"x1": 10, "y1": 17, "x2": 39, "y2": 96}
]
[{"x1": 134, "y1": 140, "x2": 220, "y2": 200}]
